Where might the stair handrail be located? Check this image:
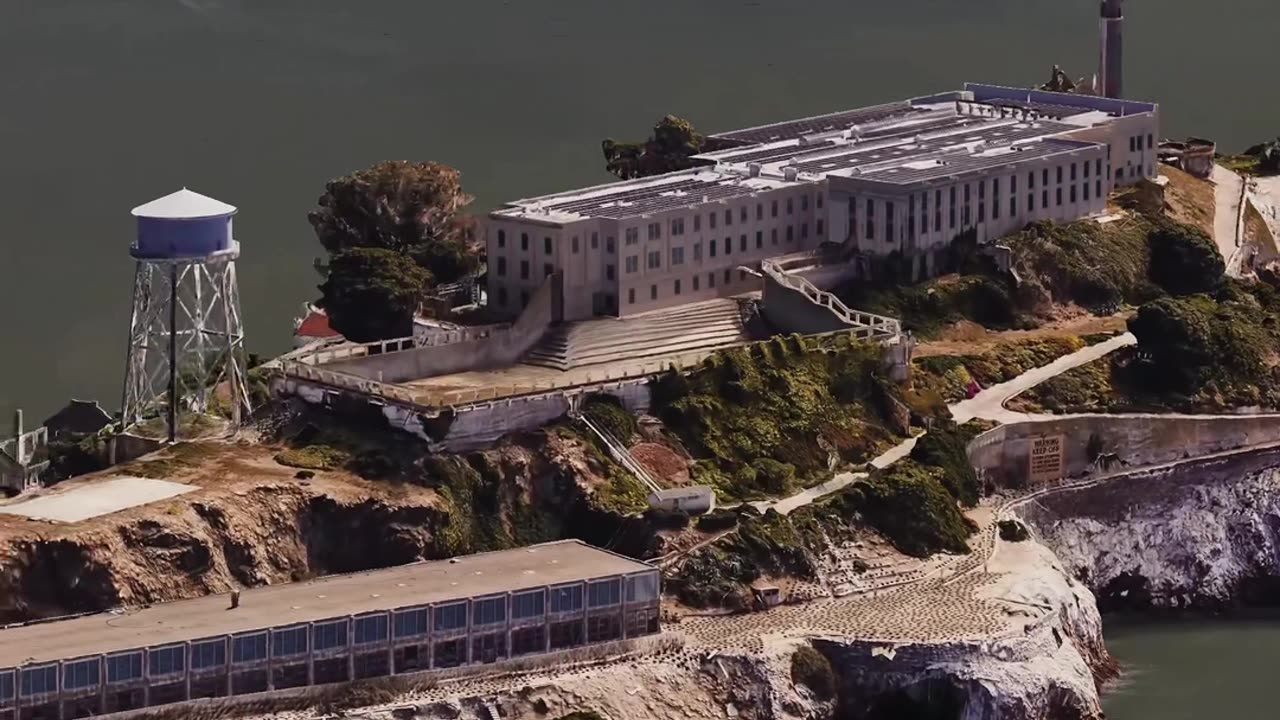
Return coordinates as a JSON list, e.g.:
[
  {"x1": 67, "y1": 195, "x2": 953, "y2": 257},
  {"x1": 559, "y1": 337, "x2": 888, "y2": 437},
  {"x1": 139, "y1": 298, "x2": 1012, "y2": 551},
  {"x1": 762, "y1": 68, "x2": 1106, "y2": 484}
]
[
  {"x1": 572, "y1": 409, "x2": 663, "y2": 493},
  {"x1": 760, "y1": 259, "x2": 902, "y2": 337}
]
